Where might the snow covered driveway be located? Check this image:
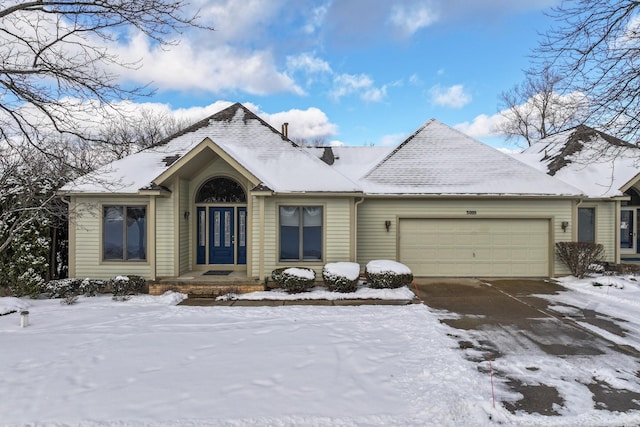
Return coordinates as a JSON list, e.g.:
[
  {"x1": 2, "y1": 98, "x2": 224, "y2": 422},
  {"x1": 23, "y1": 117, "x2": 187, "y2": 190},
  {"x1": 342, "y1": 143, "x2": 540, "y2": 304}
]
[
  {"x1": 0, "y1": 294, "x2": 495, "y2": 427},
  {"x1": 418, "y1": 277, "x2": 640, "y2": 426}
]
